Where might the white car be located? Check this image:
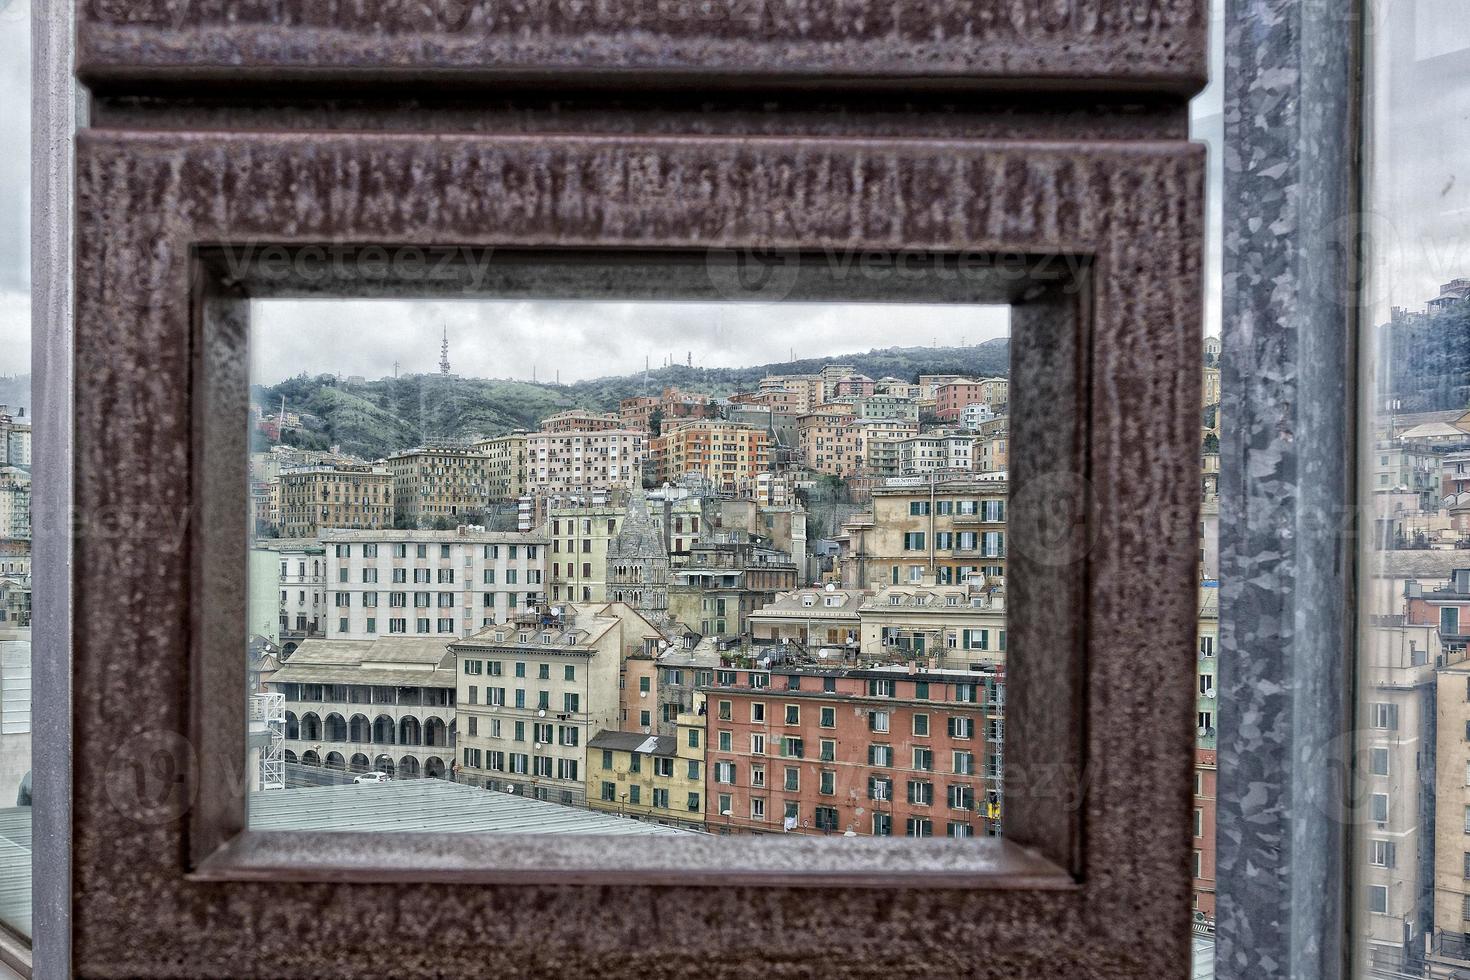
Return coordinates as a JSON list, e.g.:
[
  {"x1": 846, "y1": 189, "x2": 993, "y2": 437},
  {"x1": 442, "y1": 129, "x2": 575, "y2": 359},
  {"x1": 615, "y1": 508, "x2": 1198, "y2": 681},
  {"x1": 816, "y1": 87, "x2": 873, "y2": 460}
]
[{"x1": 353, "y1": 772, "x2": 391, "y2": 784}]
